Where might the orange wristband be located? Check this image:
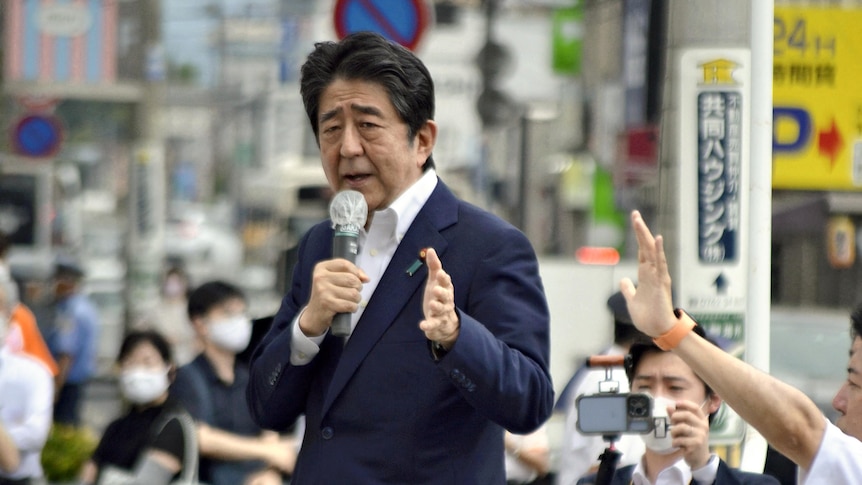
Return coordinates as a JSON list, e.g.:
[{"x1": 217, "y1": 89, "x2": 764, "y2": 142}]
[{"x1": 653, "y1": 309, "x2": 696, "y2": 351}]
